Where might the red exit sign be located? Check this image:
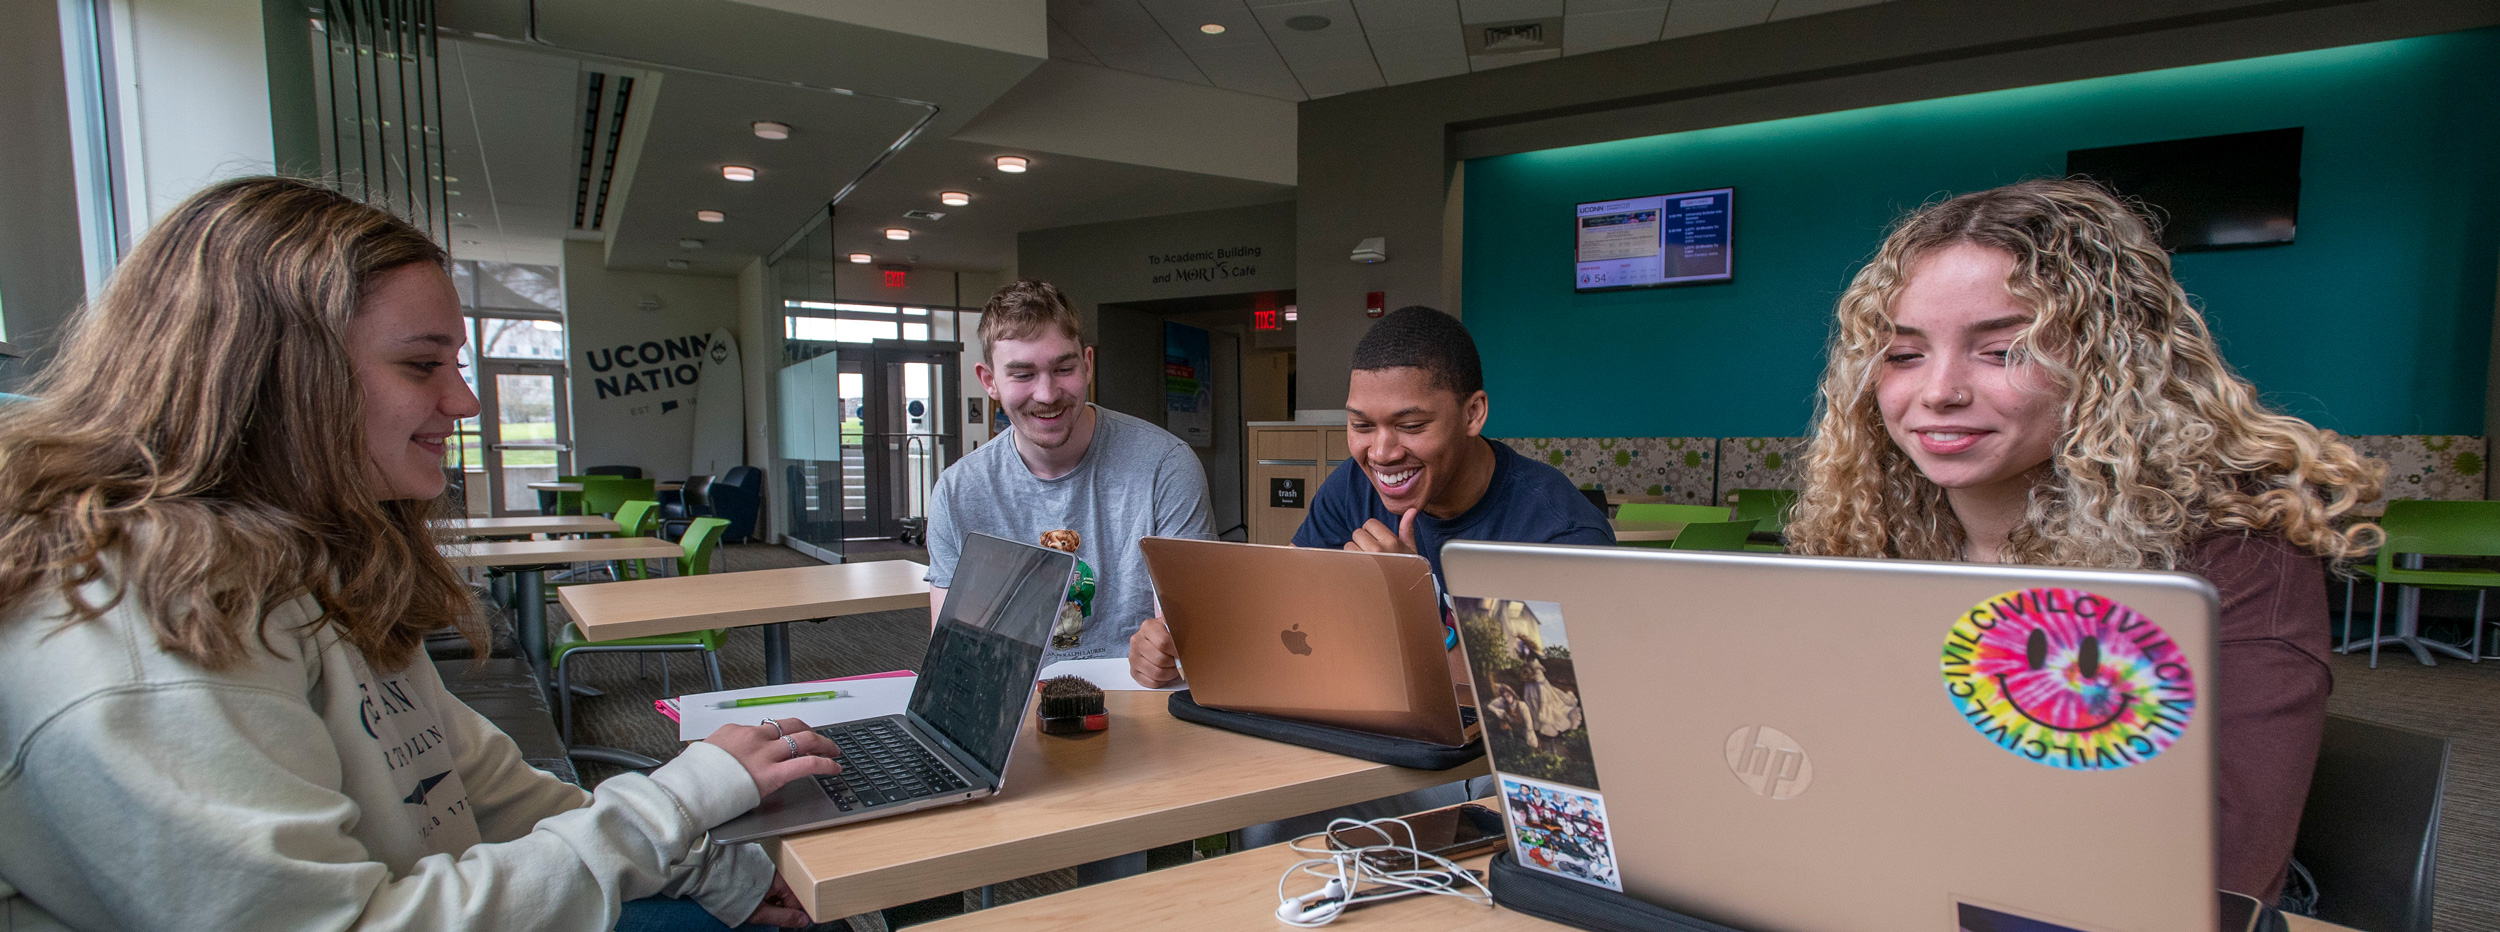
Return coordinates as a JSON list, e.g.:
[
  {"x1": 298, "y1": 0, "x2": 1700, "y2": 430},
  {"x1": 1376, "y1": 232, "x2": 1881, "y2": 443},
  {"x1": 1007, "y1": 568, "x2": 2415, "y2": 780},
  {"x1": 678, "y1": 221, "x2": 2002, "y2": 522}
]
[
  {"x1": 882, "y1": 269, "x2": 907, "y2": 288},
  {"x1": 1253, "y1": 309, "x2": 1281, "y2": 331}
]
